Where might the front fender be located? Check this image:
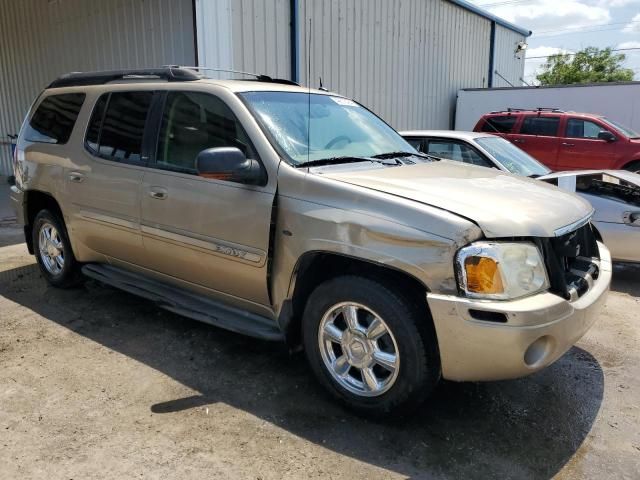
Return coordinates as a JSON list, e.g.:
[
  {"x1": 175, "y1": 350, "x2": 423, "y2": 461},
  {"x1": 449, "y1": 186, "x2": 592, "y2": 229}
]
[{"x1": 270, "y1": 195, "x2": 481, "y2": 316}]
